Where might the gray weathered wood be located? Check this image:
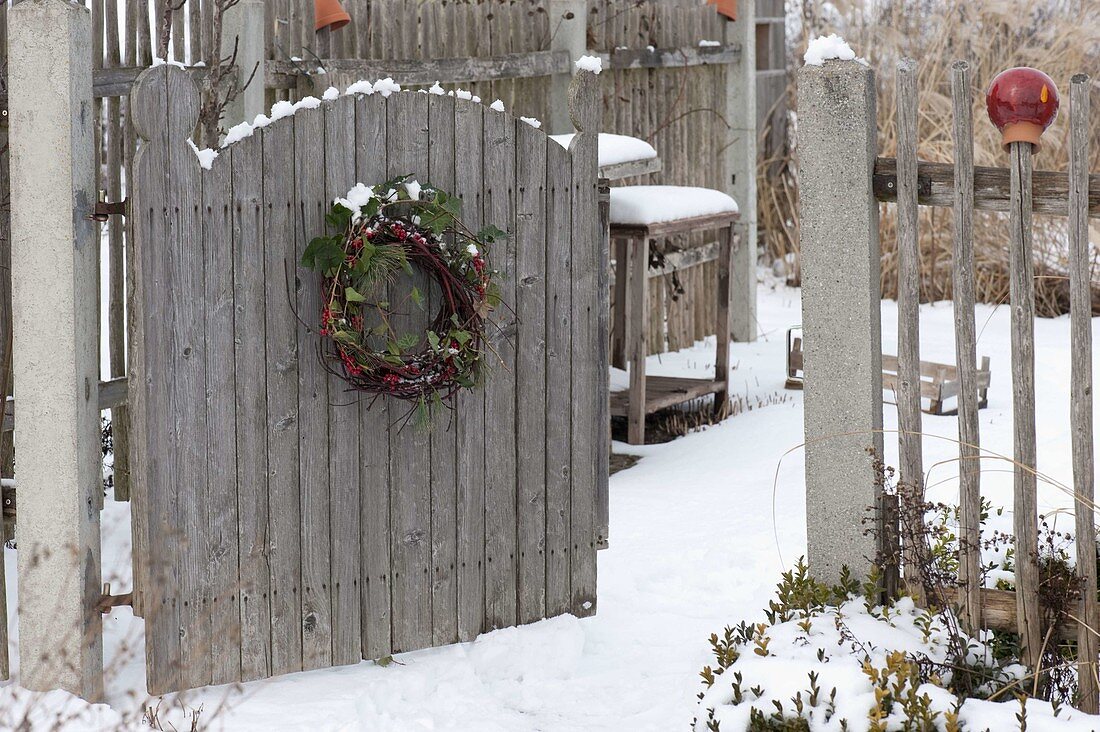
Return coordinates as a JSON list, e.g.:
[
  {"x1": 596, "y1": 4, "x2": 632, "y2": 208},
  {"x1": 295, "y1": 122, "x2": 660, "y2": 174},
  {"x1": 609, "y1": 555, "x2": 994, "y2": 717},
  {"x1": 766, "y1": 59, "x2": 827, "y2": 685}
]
[
  {"x1": 295, "y1": 102, "x2": 333, "y2": 672},
  {"x1": 356, "y1": 91, "x2": 393, "y2": 661},
  {"x1": 1009, "y1": 140, "x2": 1042, "y2": 669},
  {"x1": 325, "y1": 96, "x2": 362, "y2": 668},
  {"x1": 167, "y1": 69, "x2": 211, "y2": 691},
  {"x1": 873, "y1": 157, "x2": 1100, "y2": 220},
  {"x1": 386, "y1": 90, "x2": 433, "y2": 653},
  {"x1": 1068, "y1": 73, "x2": 1098, "y2": 714},
  {"x1": 427, "y1": 94, "x2": 459, "y2": 647},
  {"x1": 713, "y1": 225, "x2": 734, "y2": 417},
  {"x1": 483, "y1": 105, "x2": 518, "y2": 631},
  {"x1": 568, "y1": 71, "x2": 600, "y2": 616},
  {"x1": 951, "y1": 61, "x2": 982, "y2": 631},
  {"x1": 232, "y1": 120, "x2": 273, "y2": 683},
  {"x1": 544, "y1": 137, "x2": 573, "y2": 617},
  {"x1": 599, "y1": 157, "x2": 662, "y2": 182},
  {"x1": 516, "y1": 125, "x2": 549, "y2": 621},
  {"x1": 455, "y1": 98, "x2": 487, "y2": 642},
  {"x1": 263, "y1": 115, "x2": 304, "y2": 678},
  {"x1": 202, "y1": 140, "x2": 242, "y2": 687},
  {"x1": 596, "y1": 180, "x2": 610, "y2": 549},
  {"x1": 626, "y1": 234, "x2": 649, "y2": 446},
  {"x1": 894, "y1": 59, "x2": 926, "y2": 590}
]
